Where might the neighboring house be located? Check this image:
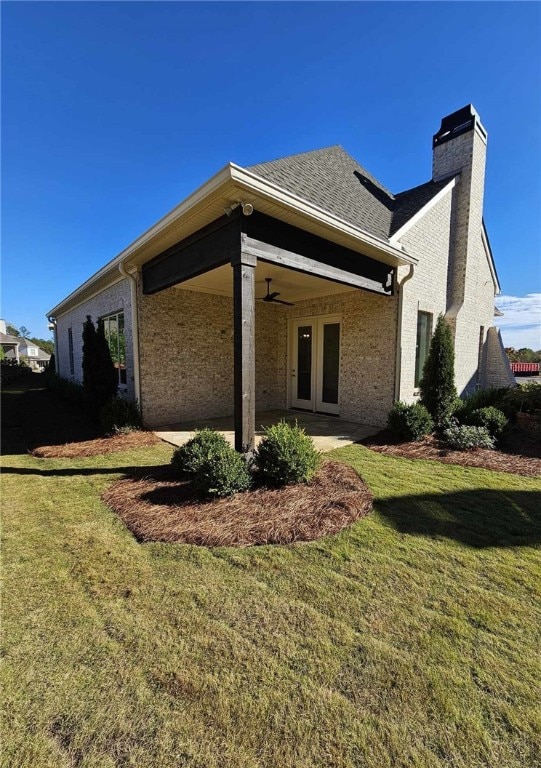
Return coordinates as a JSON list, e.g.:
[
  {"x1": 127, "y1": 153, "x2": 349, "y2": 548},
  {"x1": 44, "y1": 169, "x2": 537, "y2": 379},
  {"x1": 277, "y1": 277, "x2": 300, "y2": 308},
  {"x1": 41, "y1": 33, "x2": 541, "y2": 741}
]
[
  {"x1": 0, "y1": 320, "x2": 20, "y2": 361},
  {"x1": 48, "y1": 105, "x2": 514, "y2": 451},
  {"x1": 17, "y1": 338, "x2": 51, "y2": 372}
]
